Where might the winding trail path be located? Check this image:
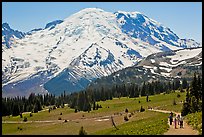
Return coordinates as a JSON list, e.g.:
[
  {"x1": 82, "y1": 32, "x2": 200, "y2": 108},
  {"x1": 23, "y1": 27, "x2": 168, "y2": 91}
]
[{"x1": 148, "y1": 109, "x2": 199, "y2": 135}]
